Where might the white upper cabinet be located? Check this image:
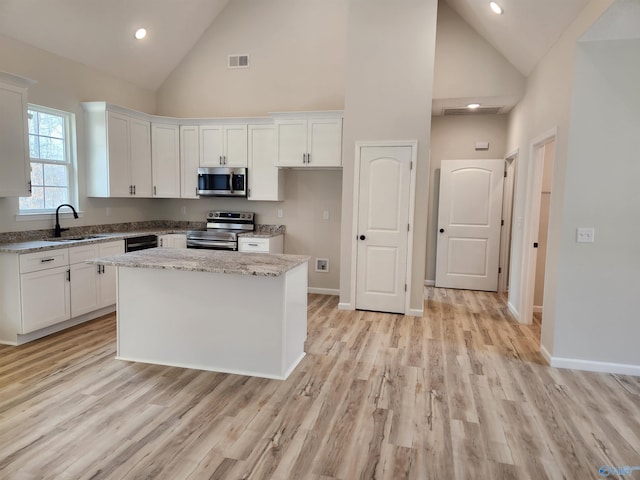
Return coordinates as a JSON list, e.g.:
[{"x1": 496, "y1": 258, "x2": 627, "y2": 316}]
[
  {"x1": 248, "y1": 124, "x2": 283, "y2": 201},
  {"x1": 274, "y1": 112, "x2": 343, "y2": 167},
  {"x1": 151, "y1": 122, "x2": 180, "y2": 198},
  {"x1": 0, "y1": 72, "x2": 34, "y2": 197},
  {"x1": 200, "y1": 124, "x2": 248, "y2": 167},
  {"x1": 83, "y1": 103, "x2": 152, "y2": 198},
  {"x1": 180, "y1": 125, "x2": 200, "y2": 199}
]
